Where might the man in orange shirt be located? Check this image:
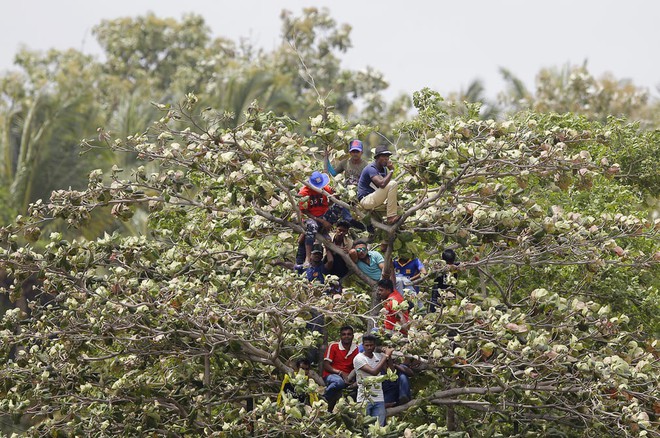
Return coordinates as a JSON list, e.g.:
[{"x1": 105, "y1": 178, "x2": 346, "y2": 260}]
[{"x1": 377, "y1": 278, "x2": 410, "y2": 334}]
